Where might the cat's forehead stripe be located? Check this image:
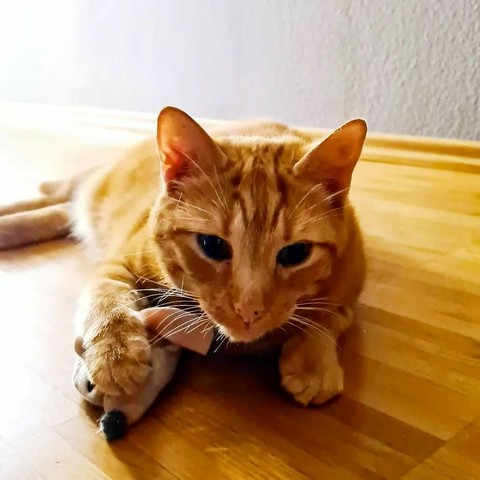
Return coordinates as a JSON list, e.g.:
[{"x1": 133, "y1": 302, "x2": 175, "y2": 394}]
[
  {"x1": 271, "y1": 174, "x2": 288, "y2": 232},
  {"x1": 224, "y1": 144, "x2": 288, "y2": 236},
  {"x1": 273, "y1": 144, "x2": 285, "y2": 168}
]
